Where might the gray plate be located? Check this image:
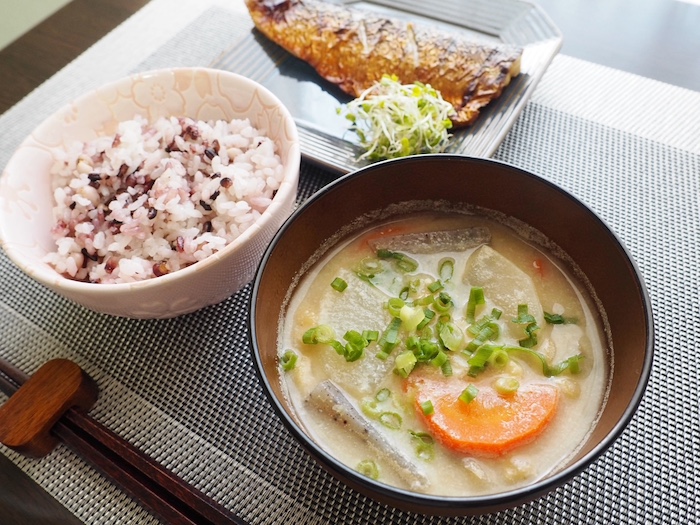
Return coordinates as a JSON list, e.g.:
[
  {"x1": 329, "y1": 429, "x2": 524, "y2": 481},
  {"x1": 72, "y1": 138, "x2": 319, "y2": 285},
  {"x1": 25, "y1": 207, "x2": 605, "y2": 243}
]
[{"x1": 215, "y1": 0, "x2": 562, "y2": 173}]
